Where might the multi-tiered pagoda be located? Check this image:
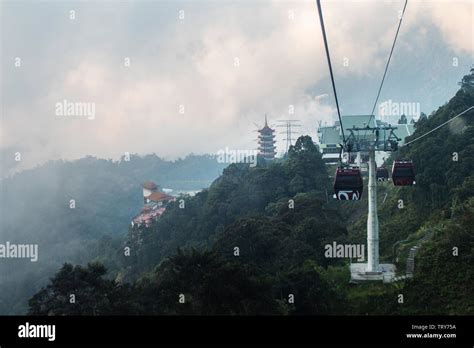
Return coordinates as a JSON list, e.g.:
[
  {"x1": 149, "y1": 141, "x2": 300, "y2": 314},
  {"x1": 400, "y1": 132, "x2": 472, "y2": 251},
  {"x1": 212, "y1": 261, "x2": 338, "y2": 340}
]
[{"x1": 258, "y1": 115, "x2": 277, "y2": 160}]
